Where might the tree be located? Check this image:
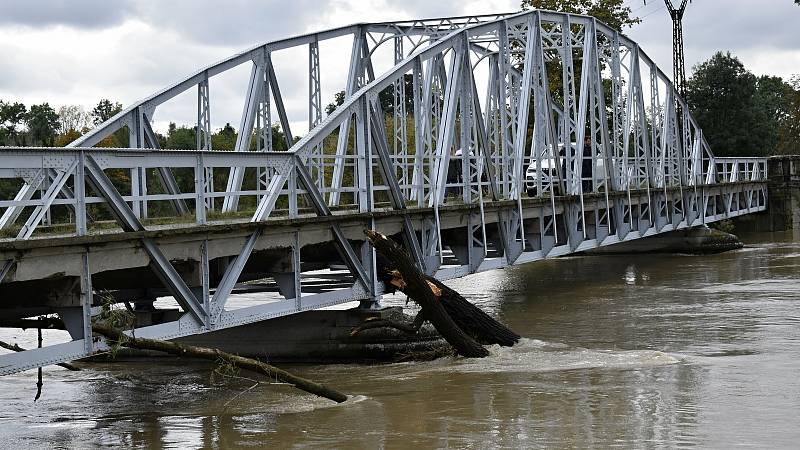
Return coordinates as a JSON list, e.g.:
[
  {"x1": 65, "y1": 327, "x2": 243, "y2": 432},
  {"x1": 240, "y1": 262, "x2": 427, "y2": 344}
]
[
  {"x1": 686, "y1": 52, "x2": 771, "y2": 157},
  {"x1": 212, "y1": 123, "x2": 237, "y2": 150},
  {"x1": 91, "y1": 99, "x2": 122, "y2": 125},
  {"x1": 0, "y1": 101, "x2": 27, "y2": 146},
  {"x1": 521, "y1": 0, "x2": 640, "y2": 31},
  {"x1": 325, "y1": 91, "x2": 346, "y2": 116},
  {"x1": 378, "y1": 74, "x2": 414, "y2": 116},
  {"x1": 89, "y1": 99, "x2": 129, "y2": 147},
  {"x1": 754, "y1": 75, "x2": 793, "y2": 154},
  {"x1": 57, "y1": 105, "x2": 90, "y2": 133},
  {"x1": 326, "y1": 74, "x2": 414, "y2": 118},
  {"x1": 778, "y1": 75, "x2": 800, "y2": 154},
  {"x1": 26, "y1": 103, "x2": 60, "y2": 146},
  {"x1": 55, "y1": 129, "x2": 83, "y2": 147},
  {"x1": 165, "y1": 122, "x2": 197, "y2": 149}
]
